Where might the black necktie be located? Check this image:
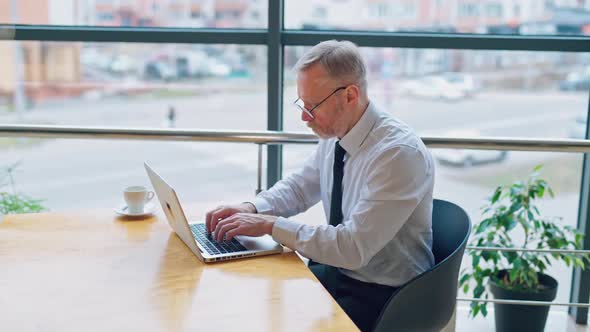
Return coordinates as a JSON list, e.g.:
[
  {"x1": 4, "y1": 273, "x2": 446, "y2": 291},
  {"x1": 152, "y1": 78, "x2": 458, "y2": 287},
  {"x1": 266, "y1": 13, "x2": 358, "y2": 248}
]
[{"x1": 329, "y1": 141, "x2": 346, "y2": 226}]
